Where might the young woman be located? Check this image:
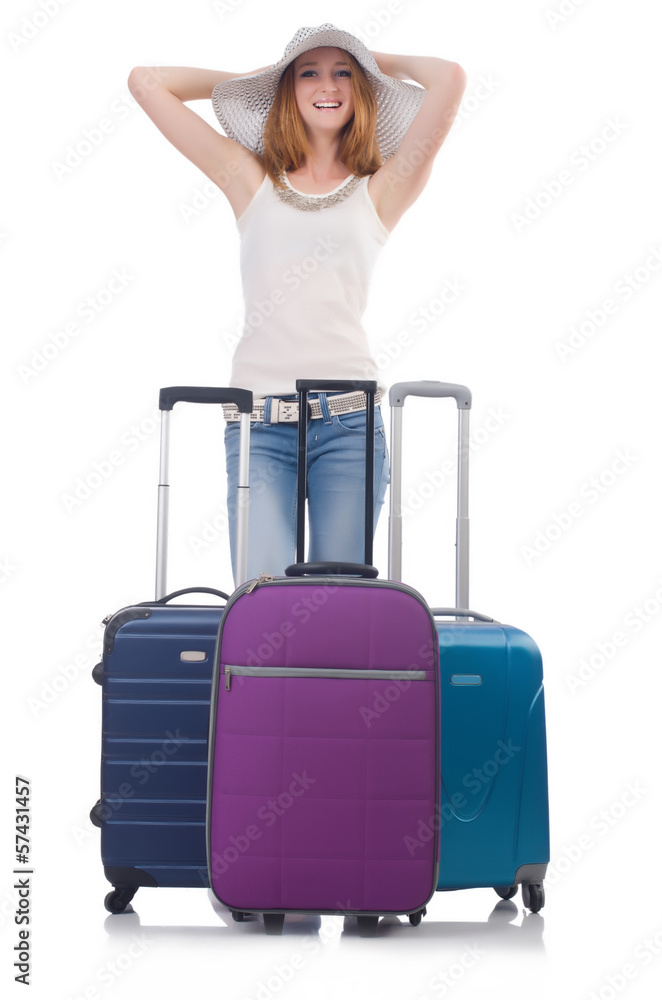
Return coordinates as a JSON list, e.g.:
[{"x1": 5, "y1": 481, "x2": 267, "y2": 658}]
[{"x1": 128, "y1": 24, "x2": 466, "y2": 580}]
